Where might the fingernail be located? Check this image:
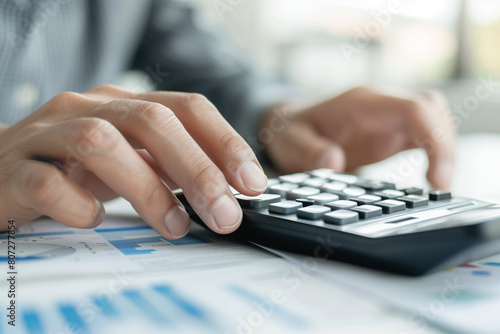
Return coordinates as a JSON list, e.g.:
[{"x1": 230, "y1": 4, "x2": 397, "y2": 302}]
[
  {"x1": 238, "y1": 162, "x2": 268, "y2": 192},
  {"x1": 92, "y1": 199, "x2": 106, "y2": 226},
  {"x1": 212, "y1": 195, "x2": 242, "y2": 231},
  {"x1": 164, "y1": 206, "x2": 190, "y2": 238}
]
